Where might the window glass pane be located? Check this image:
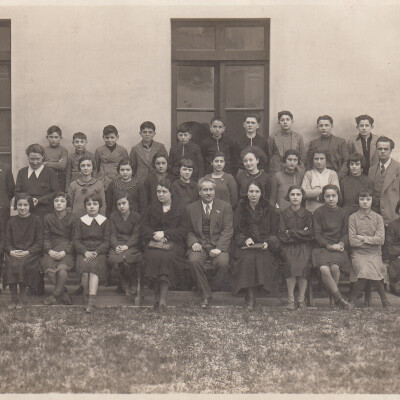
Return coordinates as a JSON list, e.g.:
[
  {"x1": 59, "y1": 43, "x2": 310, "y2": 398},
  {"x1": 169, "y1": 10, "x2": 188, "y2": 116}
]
[
  {"x1": 0, "y1": 64, "x2": 10, "y2": 107},
  {"x1": 177, "y1": 66, "x2": 214, "y2": 108},
  {"x1": 176, "y1": 112, "x2": 213, "y2": 145},
  {"x1": 225, "y1": 65, "x2": 264, "y2": 108},
  {"x1": 0, "y1": 27, "x2": 10, "y2": 52},
  {"x1": 0, "y1": 110, "x2": 11, "y2": 148},
  {"x1": 175, "y1": 27, "x2": 216, "y2": 51},
  {"x1": 225, "y1": 27, "x2": 264, "y2": 50},
  {"x1": 225, "y1": 111, "x2": 265, "y2": 145}
]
